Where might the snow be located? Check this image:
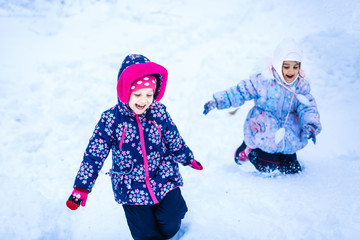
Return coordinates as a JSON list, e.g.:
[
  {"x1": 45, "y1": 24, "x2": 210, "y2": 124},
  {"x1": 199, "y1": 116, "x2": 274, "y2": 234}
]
[{"x1": 1, "y1": 0, "x2": 360, "y2": 239}]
